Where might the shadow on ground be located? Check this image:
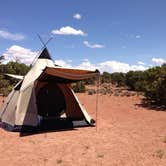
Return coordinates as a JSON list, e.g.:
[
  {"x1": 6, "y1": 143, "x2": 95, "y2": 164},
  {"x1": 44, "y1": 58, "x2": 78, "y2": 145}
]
[
  {"x1": 135, "y1": 100, "x2": 166, "y2": 112},
  {"x1": 20, "y1": 118, "x2": 92, "y2": 137},
  {"x1": 1, "y1": 118, "x2": 92, "y2": 137}
]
